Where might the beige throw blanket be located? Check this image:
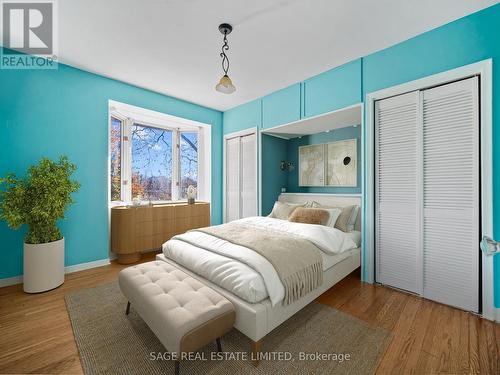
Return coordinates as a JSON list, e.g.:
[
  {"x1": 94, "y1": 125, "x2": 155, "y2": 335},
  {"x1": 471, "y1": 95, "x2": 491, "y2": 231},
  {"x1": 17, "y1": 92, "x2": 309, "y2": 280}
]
[{"x1": 191, "y1": 222, "x2": 323, "y2": 305}]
